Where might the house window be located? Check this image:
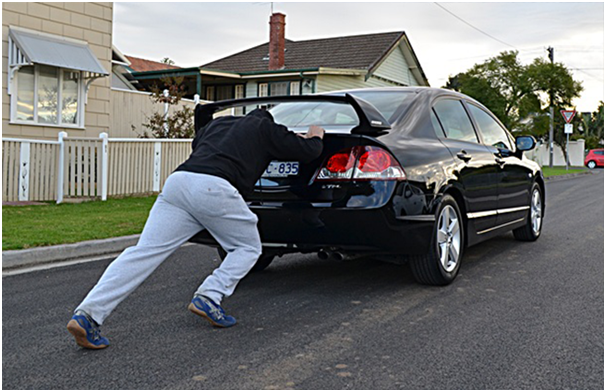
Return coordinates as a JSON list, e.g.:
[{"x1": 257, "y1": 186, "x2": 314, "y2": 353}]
[
  {"x1": 12, "y1": 65, "x2": 83, "y2": 127},
  {"x1": 216, "y1": 85, "x2": 232, "y2": 101},
  {"x1": 258, "y1": 83, "x2": 269, "y2": 97},
  {"x1": 234, "y1": 84, "x2": 245, "y2": 99},
  {"x1": 234, "y1": 84, "x2": 245, "y2": 115},
  {"x1": 16, "y1": 67, "x2": 34, "y2": 121},
  {"x1": 270, "y1": 81, "x2": 288, "y2": 96},
  {"x1": 206, "y1": 86, "x2": 215, "y2": 101},
  {"x1": 290, "y1": 81, "x2": 301, "y2": 96},
  {"x1": 205, "y1": 84, "x2": 245, "y2": 102},
  {"x1": 258, "y1": 81, "x2": 302, "y2": 97}
]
